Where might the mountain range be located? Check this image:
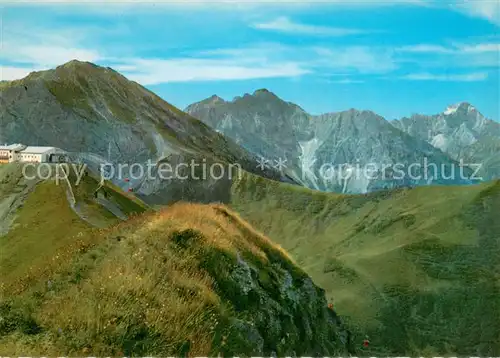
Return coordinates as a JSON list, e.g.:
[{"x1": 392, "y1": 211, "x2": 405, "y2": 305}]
[
  {"x1": 3, "y1": 61, "x2": 497, "y2": 197},
  {"x1": 1, "y1": 60, "x2": 499, "y2": 355},
  {"x1": 393, "y1": 102, "x2": 500, "y2": 181},
  {"x1": 187, "y1": 91, "x2": 499, "y2": 193},
  {"x1": 0, "y1": 61, "x2": 293, "y2": 205}
]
